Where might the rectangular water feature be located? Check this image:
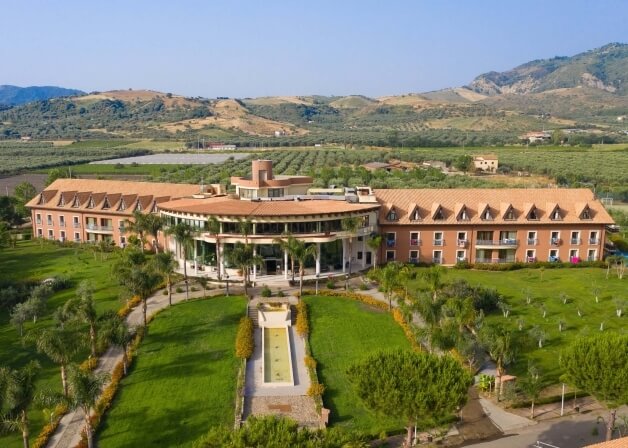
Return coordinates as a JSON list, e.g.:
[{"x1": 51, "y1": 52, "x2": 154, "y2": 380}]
[{"x1": 263, "y1": 327, "x2": 294, "y2": 385}]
